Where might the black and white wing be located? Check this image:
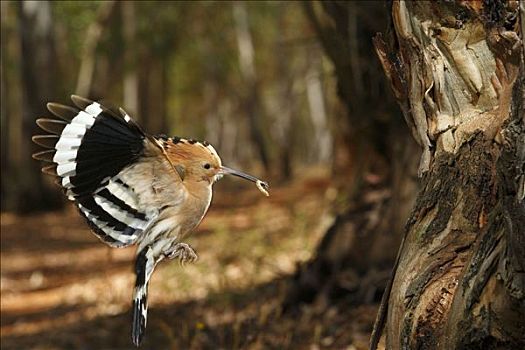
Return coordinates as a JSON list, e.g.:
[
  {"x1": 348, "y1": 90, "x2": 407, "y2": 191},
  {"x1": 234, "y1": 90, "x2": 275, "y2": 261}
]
[{"x1": 33, "y1": 95, "x2": 158, "y2": 247}]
